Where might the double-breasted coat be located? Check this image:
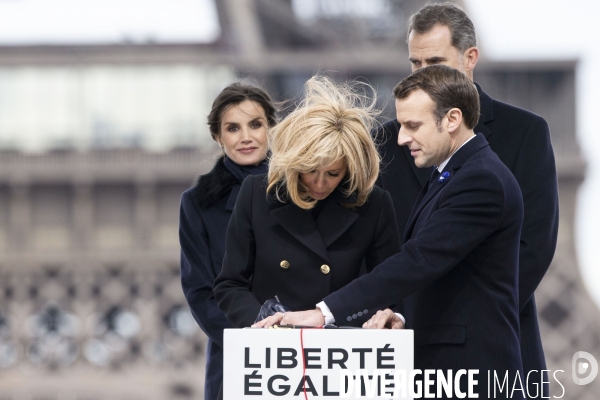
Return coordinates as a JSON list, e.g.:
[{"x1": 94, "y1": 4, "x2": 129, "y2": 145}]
[{"x1": 213, "y1": 174, "x2": 401, "y2": 328}]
